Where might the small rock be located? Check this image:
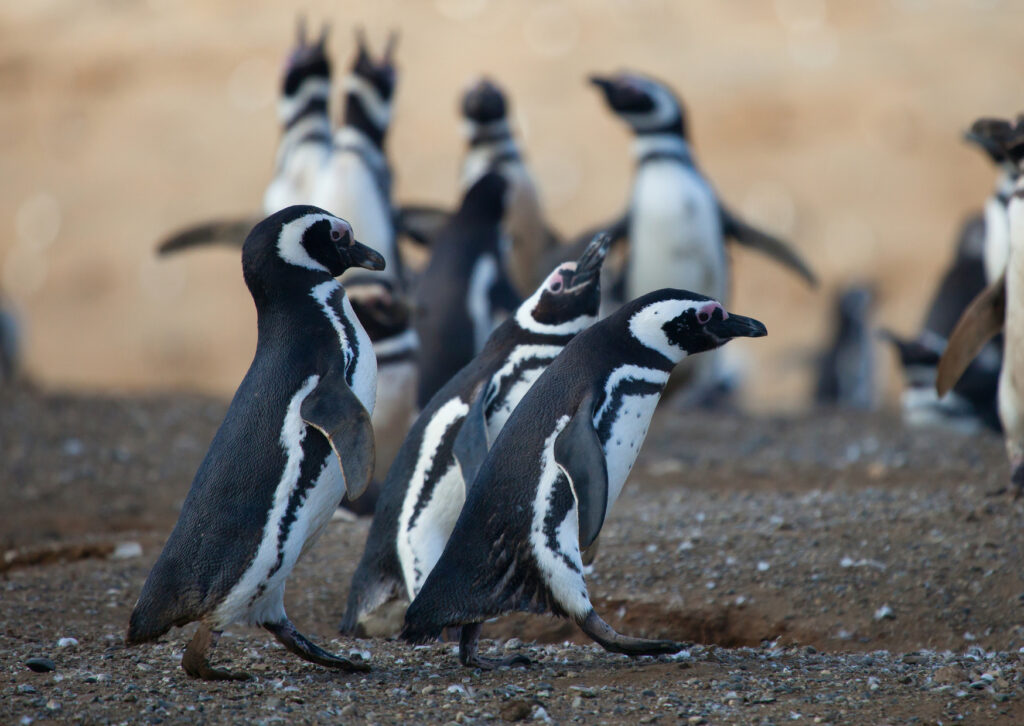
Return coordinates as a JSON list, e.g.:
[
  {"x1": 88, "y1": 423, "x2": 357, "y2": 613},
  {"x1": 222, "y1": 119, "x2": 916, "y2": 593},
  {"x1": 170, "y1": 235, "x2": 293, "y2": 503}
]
[
  {"x1": 571, "y1": 696, "x2": 583, "y2": 709},
  {"x1": 46, "y1": 699, "x2": 61, "y2": 711},
  {"x1": 17, "y1": 684, "x2": 36, "y2": 694},
  {"x1": 57, "y1": 637, "x2": 78, "y2": 648},
  {"x1": 500, "y1": 699, "x2": 534, "y2": 722},
  {"x1": 688, "y1": 717, "x2": 707, "y2": 725},
  {"x1": 873, "y1": 605, "x2": 895, "y2": 621},
  {"x1": 532, "y1": 705, "x2": 551, "y2": 722},
  {"x1": 503, "y1": 638, "x2": 523, "y2": 652},
  {"x1": 26, "y1": 657, "x2": 55, "y2": 673},
  {"x1": 110, "y1": 542, "x2": 143, "y2": 560},
  {"x1": 902, "y1": 653, "x2": 926, "y2": 665},
  {"x1": 934, "y1": 666, "x2": 966, "y2": 685},
  {"x1": 340, "y1": 703, "x2": 358, "y2": 718}
]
